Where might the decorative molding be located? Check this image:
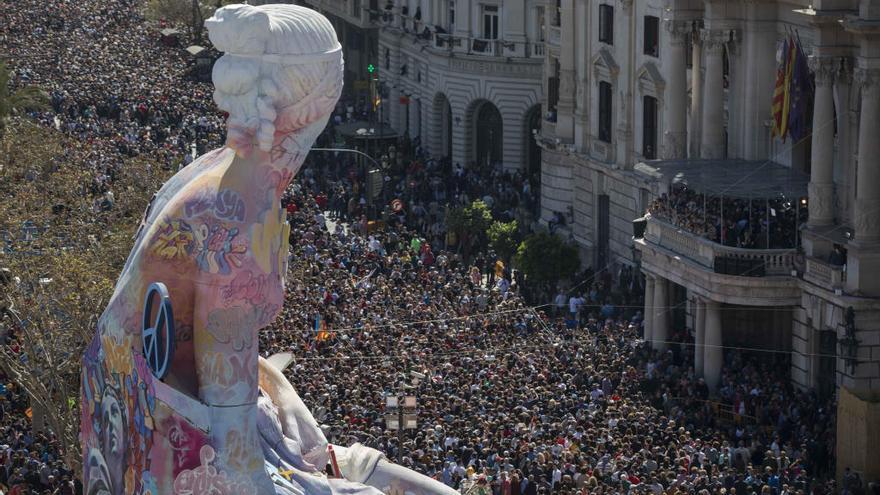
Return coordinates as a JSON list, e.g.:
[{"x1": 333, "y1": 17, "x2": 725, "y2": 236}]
[
  {"x1": 592, "y1": 47, "x2": 620, "y2": 81},
  {"x1": 808, "y1": 182, "x2": 835, "y2": 225},
  {"x1": 700, "y1": 28, "x2": 735, "y2": 52},
  {"x1": 808, "y1": 56, "x2": 837, "y2": 86},
  {"x1": 636, "y1": 62, "x2": 666, "y2": 95},
  {"x1": 448, "y1": 57, "x2": 543, "y2": 77},
  {"x1": 664, "y1": 20, "x2": 691, "y2": 47},
  {"x1": 837, "y1": 57, "x2": 854, "y2": 86},
  {"x1": 855, "y1": 67, "x2": 880, "y2": 92},
  {"x1": 854, "y1": 197, "x2": 880, "y2": 241}
]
